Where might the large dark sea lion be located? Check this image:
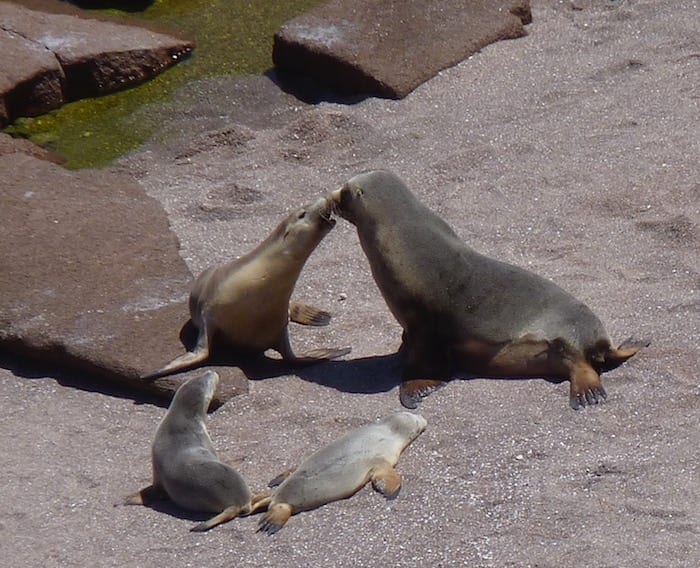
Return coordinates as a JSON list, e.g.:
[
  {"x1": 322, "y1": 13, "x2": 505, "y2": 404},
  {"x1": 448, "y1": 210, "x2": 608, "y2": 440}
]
[{"x1": 330, "y1": 170, "x2": 646, "y2": 410}]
